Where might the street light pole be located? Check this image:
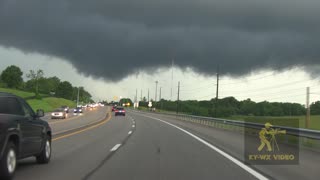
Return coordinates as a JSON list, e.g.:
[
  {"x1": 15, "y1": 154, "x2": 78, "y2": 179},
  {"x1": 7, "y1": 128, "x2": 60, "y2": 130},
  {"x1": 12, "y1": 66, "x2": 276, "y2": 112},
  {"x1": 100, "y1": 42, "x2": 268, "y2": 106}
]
[
  {"x1": 160, "y1": 87, "x2": 163, "y2": 110},
  {"x1": 155, "y1": 81, "x2": 158, "y2": 109},
  {"x1": 155, "y1": 81, "x2": 158, "y2": 102},
  {"x1": 77, "y1": 87, "x2": 80, "y2": 107}
]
